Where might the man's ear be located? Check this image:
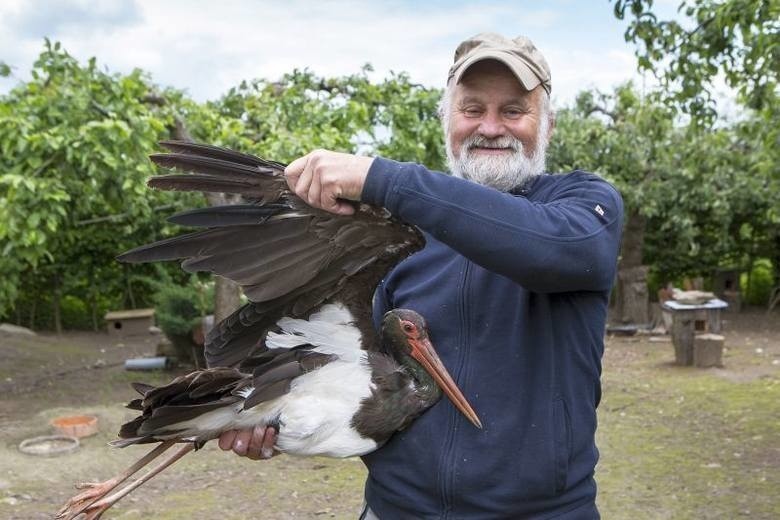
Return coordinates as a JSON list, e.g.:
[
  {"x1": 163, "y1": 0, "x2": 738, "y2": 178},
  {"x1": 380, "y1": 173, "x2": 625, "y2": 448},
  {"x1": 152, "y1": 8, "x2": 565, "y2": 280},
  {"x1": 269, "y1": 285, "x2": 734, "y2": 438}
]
[{"x1": 546, "y1": 113, "x2": 556, "y2": 144}]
